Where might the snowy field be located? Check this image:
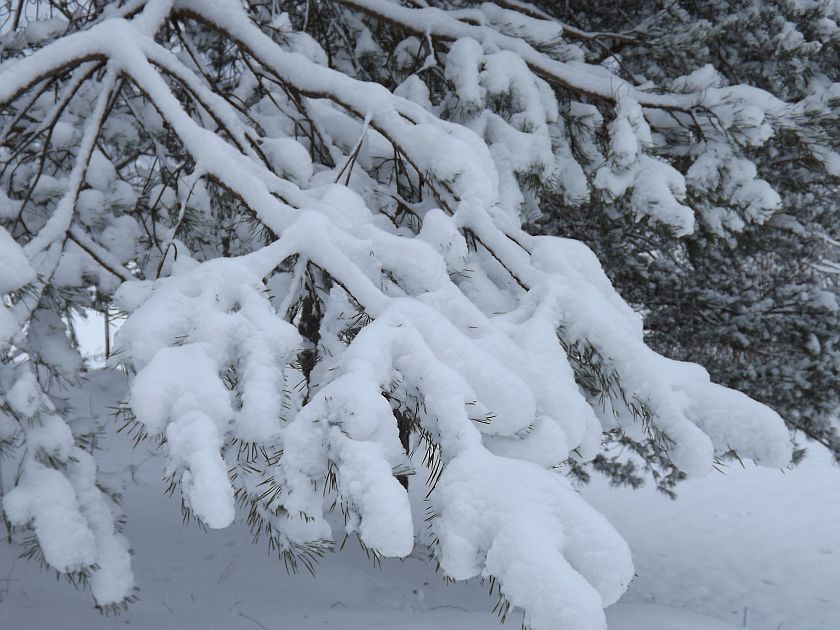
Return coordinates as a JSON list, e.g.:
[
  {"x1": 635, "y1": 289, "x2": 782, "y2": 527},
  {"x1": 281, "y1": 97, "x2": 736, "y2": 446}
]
[
  {"x1": 1, "y1": 370, "x2": 836, "y2": 630},
  {"x1": 585, "y1": 443, "x2": 840, "y2": 630}
]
